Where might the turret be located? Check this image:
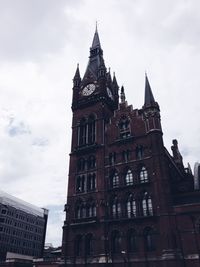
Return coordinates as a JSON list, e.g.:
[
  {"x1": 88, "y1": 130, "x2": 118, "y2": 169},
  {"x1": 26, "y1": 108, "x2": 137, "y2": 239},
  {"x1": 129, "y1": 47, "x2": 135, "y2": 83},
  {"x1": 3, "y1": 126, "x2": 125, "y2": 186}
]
[{"x1": 143, "y1": 74, "x2": 162, "y2": 133}]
